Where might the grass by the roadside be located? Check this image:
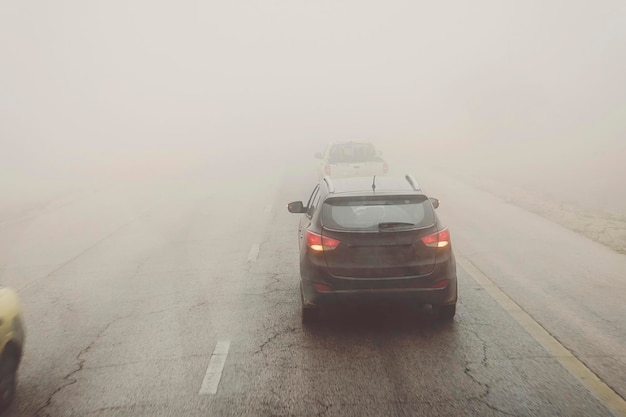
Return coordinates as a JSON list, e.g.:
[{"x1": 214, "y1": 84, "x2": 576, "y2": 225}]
[{"x1": 458, "y1": 174, "x2": 626, "y2": 255}]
